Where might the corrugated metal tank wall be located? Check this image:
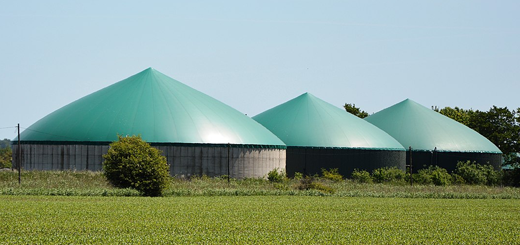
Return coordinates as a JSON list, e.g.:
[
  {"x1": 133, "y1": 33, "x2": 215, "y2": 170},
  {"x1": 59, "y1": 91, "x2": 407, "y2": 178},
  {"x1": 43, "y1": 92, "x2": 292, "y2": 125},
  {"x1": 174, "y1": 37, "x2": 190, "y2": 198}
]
[
  {"x1": 12, "y1": 144, "x2": 286, "y2": 179},
  {"x1": 287, "y1": 148, "x2": 406, "y2": 177},
  {"x1": 406, "y1": 151, "x2": 502, "y2": 172},
  {"x1": 12, "y1": 144, "x2": 108, "y2": 171}
]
